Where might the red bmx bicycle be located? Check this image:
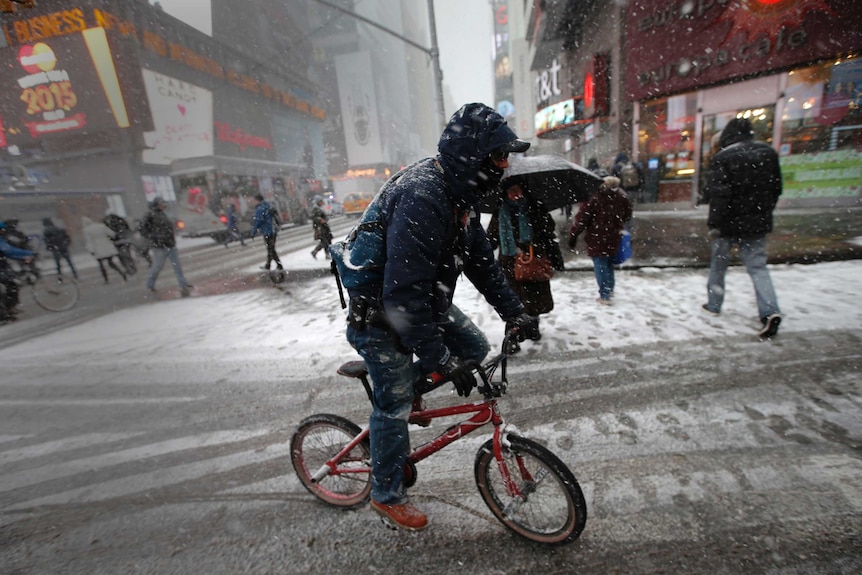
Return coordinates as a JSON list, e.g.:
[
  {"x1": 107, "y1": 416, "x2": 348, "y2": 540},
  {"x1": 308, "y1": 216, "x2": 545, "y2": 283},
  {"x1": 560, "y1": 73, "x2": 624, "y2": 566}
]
[{"x1": 290, "y1": 332, "x2": 588, "y2": 545}]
